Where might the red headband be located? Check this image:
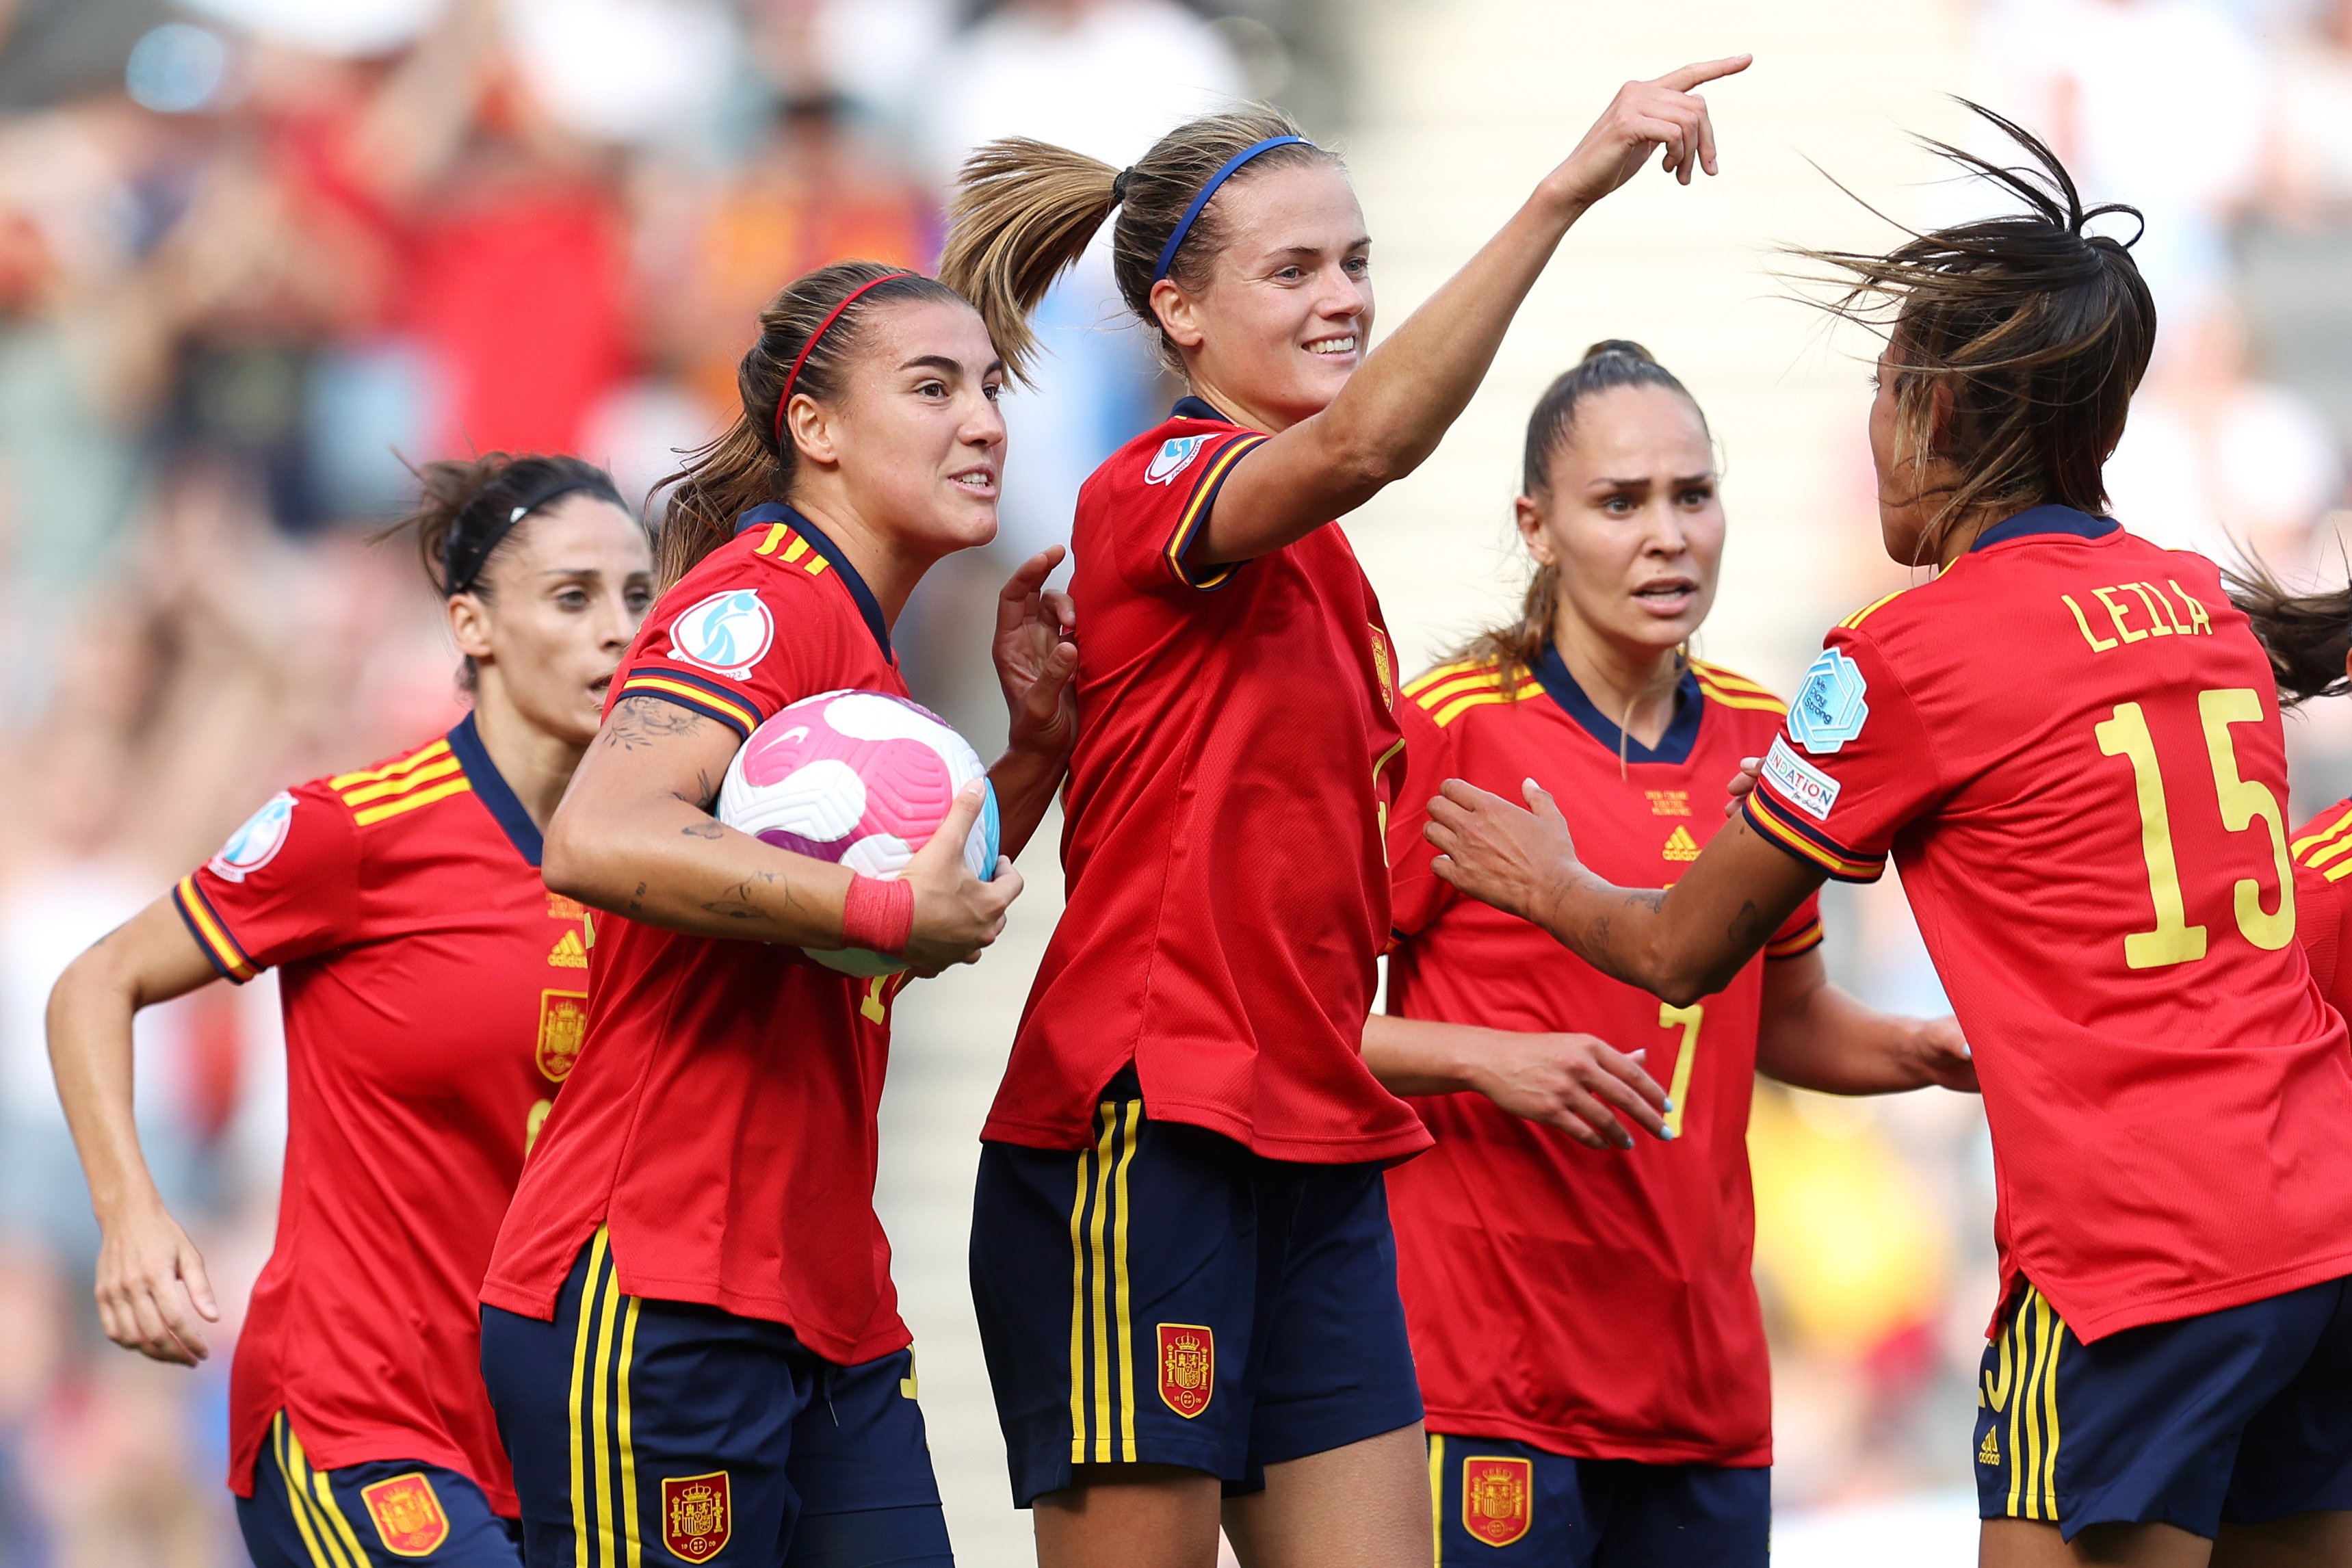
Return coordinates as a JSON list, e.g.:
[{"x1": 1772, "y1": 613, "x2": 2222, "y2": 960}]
[{"x1": 772, "y1": 272, "x2": 916, "y2": 448}]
